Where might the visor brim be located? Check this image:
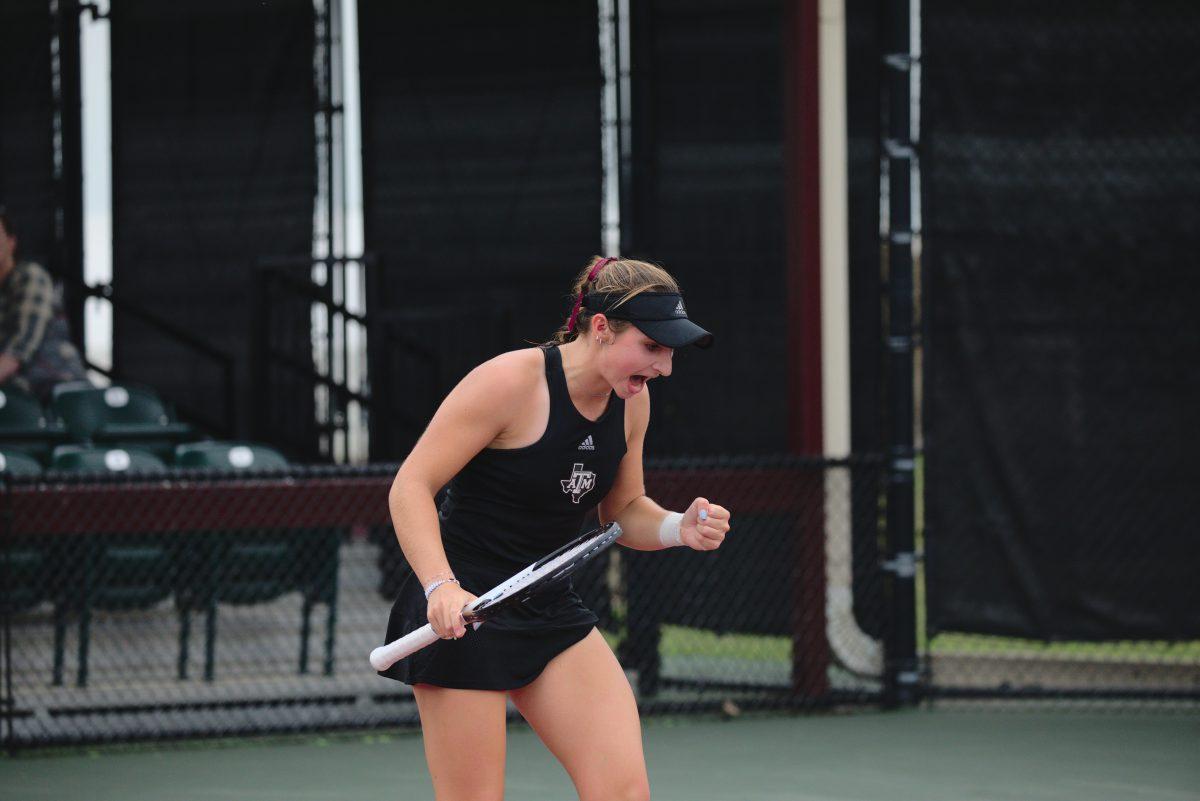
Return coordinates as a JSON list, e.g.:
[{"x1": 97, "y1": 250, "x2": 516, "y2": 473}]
[{"x1": 633, "y1": 318, "x2": 714, "y2": 349}]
